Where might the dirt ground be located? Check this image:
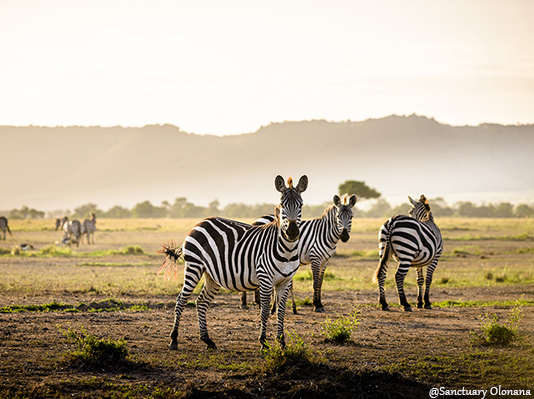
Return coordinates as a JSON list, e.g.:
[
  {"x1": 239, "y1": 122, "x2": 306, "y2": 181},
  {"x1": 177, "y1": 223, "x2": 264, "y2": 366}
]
[{"x1": 1, "y1": 284, "x2": 533, "y2": 398}]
